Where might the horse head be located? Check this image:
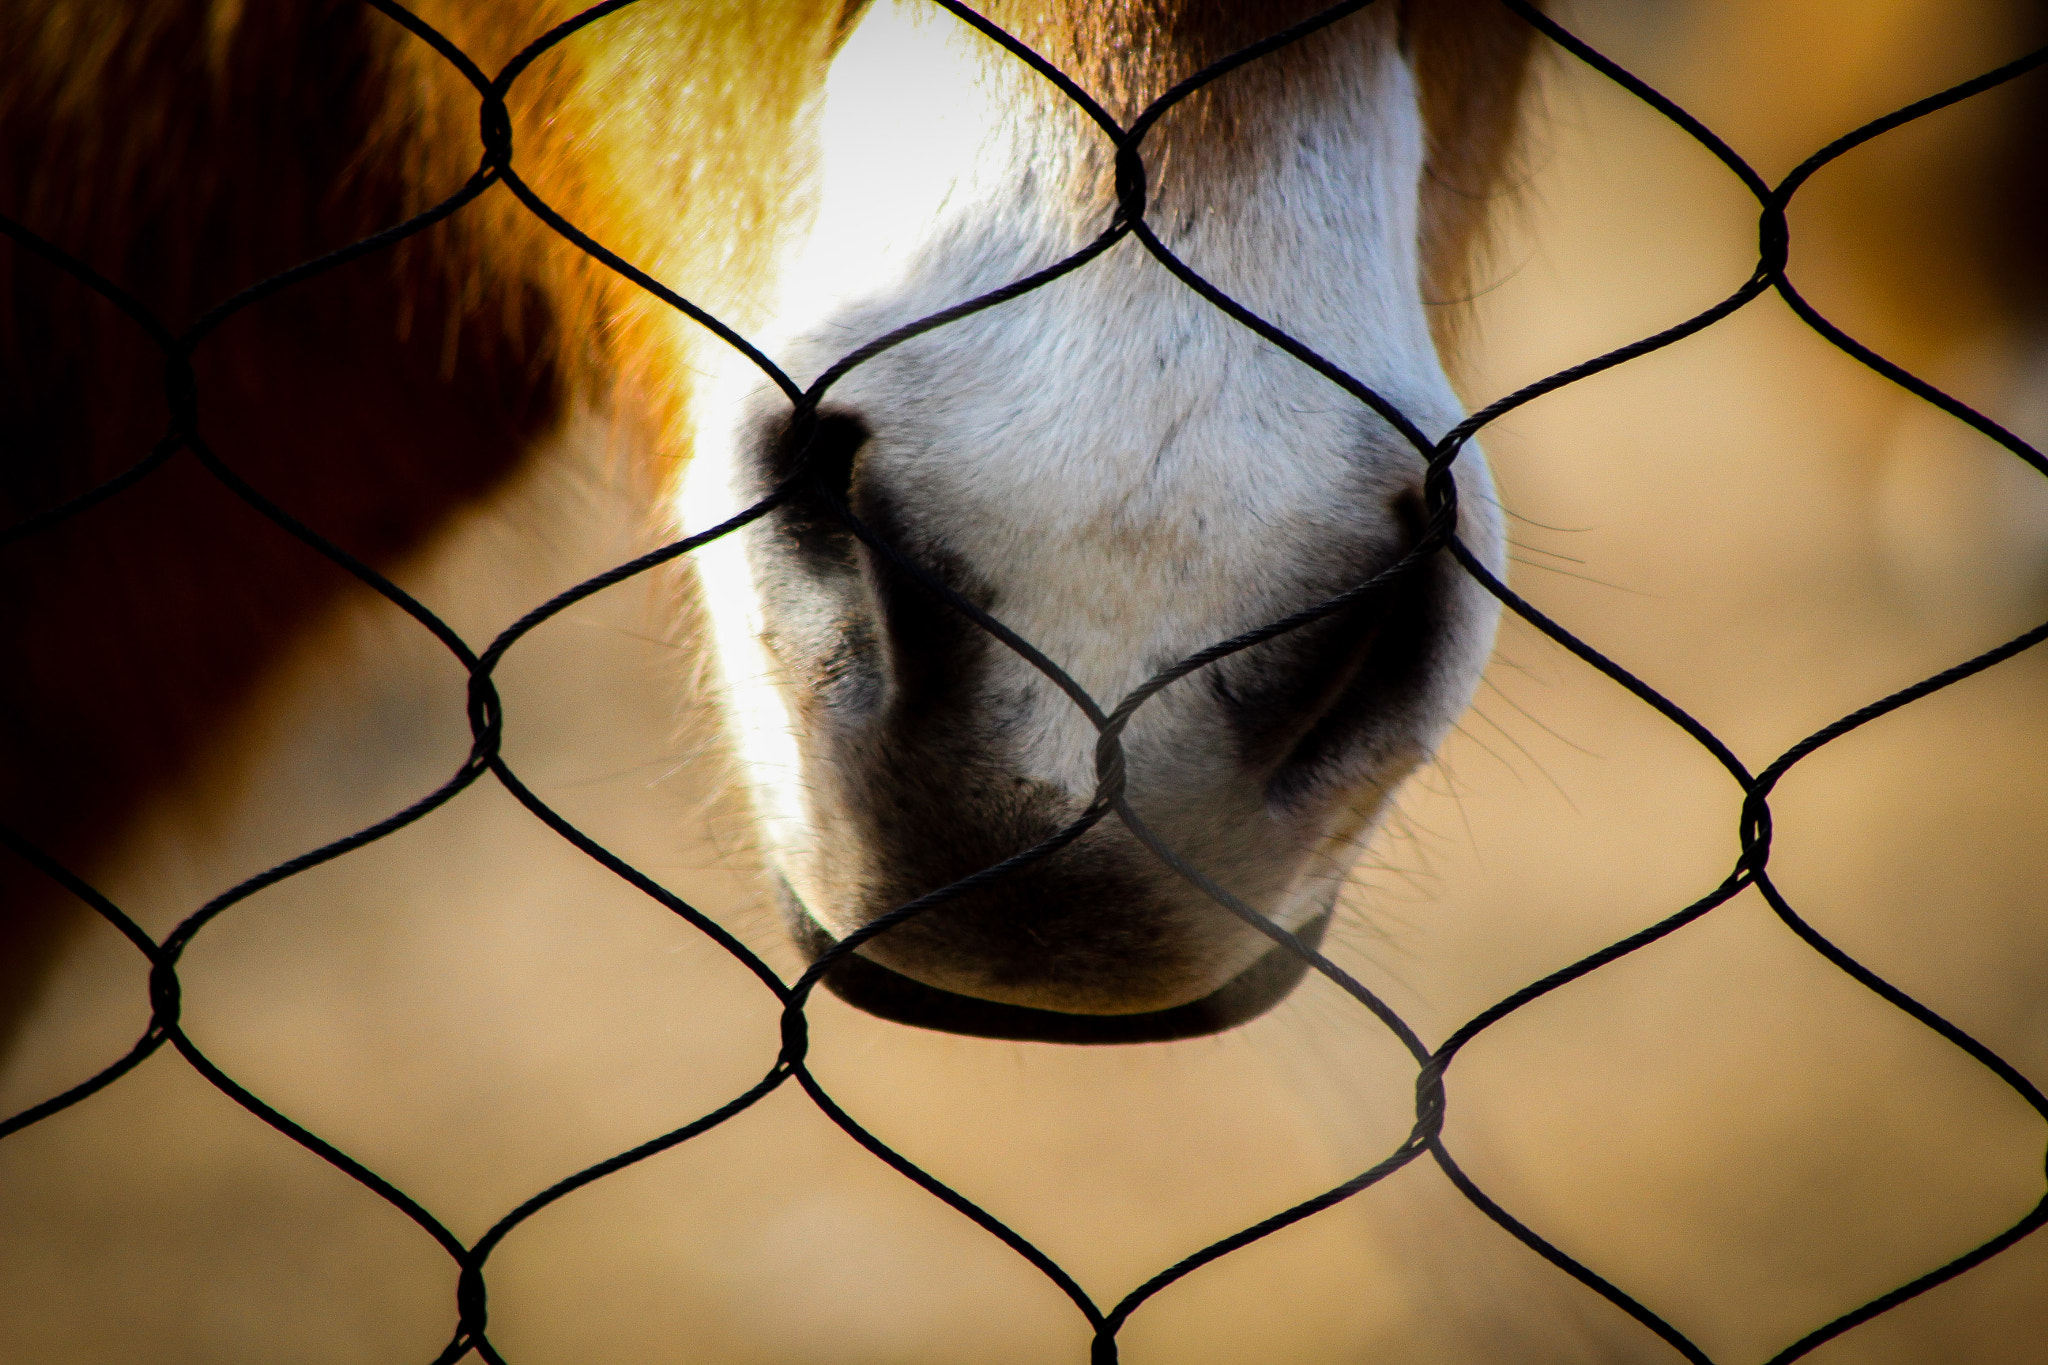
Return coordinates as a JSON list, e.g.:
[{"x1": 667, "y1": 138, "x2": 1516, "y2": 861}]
[{"x1": 683, "y1": 0, "x2": 1528, "y2": 1042}]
